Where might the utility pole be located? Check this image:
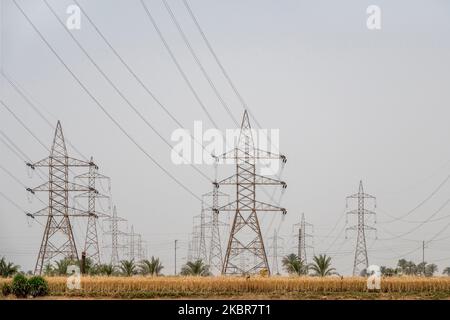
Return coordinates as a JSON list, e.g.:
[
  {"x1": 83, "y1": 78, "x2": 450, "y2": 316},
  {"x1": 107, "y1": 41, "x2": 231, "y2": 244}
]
[
  {"x1": 174, "y1": 239, "x2": 178, "y2": 275},
  {"x1": 216, "y1": 111, "x2": 287, "y2": 275},
  {"x1": 346, "y1": 180, "x2": 377, "y2": 276},
  {"x1": 26, "y1": 121, "x2": 95, "y2": 275},
  {"x1": 422, "y1": 240, "x2": 426, "y2": 276},
  {"x1": 292, "y1": 213, "x2": 313, "y2": 264}
]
